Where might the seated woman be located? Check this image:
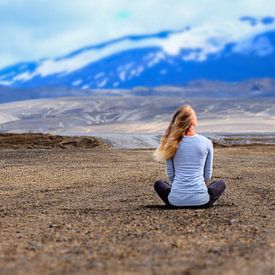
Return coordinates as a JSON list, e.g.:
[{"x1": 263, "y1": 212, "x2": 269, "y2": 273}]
[{"x1": 153, "y1": 105, "x2": 226, "y2": 208}]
